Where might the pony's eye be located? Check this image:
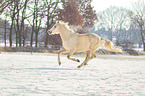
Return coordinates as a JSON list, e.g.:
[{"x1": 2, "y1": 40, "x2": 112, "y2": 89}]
[{"x1": 54, "y1": 26, "x2": 56, "y2": 28}]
